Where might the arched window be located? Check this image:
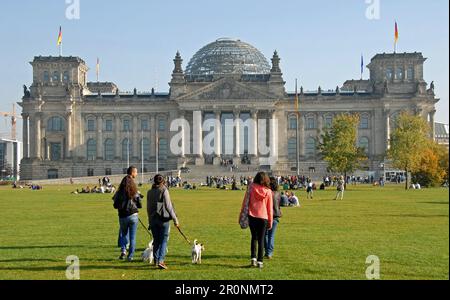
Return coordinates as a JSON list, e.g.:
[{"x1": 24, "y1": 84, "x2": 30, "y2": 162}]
[
  {"x1": 288, "y1": 116, "x2": 297, "y2": 130},
  {"x1": 87, "y1": 139, "x2": 97, "y2": 160},
  {"x1": 359, "y1": 115, "x2": 369, "y2": 129},
  {"x1": 104, "y1": 139, "x2": 114, "y2": 161},
  {"x1": 288, "y1": 138, "x2": 297, "y2": 160},
  {"x1": 359, "y1": 137, "x2": 370, "y2": 155},
  {"x1": 47, "y1": 116, "x2": 65, "y2": 132},
  {"x1": 305, "y1": 138, "x2": 316, "y2": 157},
  {"x1": 140, "y1": 138, "x2": 150, "y2": 160},
  {"x1": 123, "y1": 119, "x2": 131, "y2": 131},
  {"x1": 63, "y1": 71, "x2": 70, "y2": 83},
  {"x1": 43, "y1": 71, "x2": 50, "y2": 82},
  {"x1": 306, "y1": 116, "x2": 315, "y2": 130},
  {"x1": 52, "y1": 71, "x2": 60, "y2": 82},
  {"x1": 158, "y1": 138, "x2": 168, "y2": 161},
  {"x1": 122, "y1": 139, "x2": 132, "y2": 161},
  {"x1": 395, "y1": 67, "x2": 404, "y2": 80},
  {"x1": 386, "y1": 68, "x2": 393, "y2": 80}
]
